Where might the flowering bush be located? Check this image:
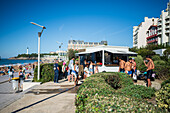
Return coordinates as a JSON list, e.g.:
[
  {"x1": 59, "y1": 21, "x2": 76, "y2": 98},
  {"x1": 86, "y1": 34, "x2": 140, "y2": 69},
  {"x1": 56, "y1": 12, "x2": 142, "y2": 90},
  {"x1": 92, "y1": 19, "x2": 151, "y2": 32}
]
[{"x1": 155, "y1": 83, "x2": 170, "y2": 111}]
